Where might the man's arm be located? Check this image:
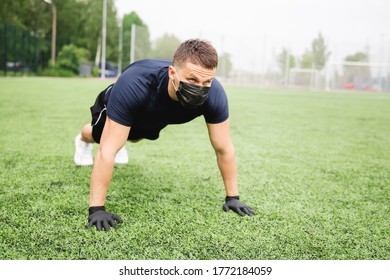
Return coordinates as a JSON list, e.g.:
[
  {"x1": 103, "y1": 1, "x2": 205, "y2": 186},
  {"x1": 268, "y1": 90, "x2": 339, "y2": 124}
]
[
  {"x1": 90, "y1": 116, "x2": 130, "y2": 206},
  {"x1": 87, "y1": 116, "x2": 130, "y2": 230},
  {"x1": 207, "y1": 119, "x2": 239, "y2": 196},
  {"x1": 207, "y1": 119, "x2": 255, "y2": 216}
]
